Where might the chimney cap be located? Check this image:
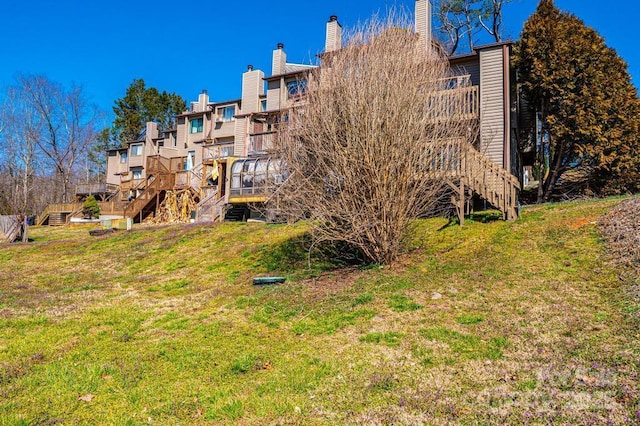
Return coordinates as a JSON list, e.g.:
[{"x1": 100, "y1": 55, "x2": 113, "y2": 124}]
[
  {"x1": 277, "y1": 42, "x2": 284, "y2": 50},
  {"x1": 329, "y1": 15, "x2": 338, "y2": 22},
  {"x1": 202, "y1": 89, "x2": 207, "y2": 94},
  {"x1": 247, "y1": 64, "x2": 254, "y2": 71}
]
